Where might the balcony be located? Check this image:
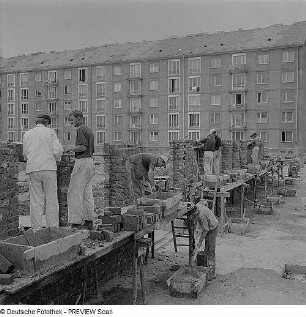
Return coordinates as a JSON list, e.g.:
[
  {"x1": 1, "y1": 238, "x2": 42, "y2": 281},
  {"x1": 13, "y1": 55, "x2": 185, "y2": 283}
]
[
  {"x1": 128, "y1": 124, "x2": 142, "y2": 130},
  {"x1": 230, "y1": 122, "x2": 247, "y2": 130},
  {"x1": 128, "y1": 107, "x2": 142, "y2": 114},
  {"x1": 128, "y1": 75, "x2": 142, "y2": 80},
  {"x1": 128, "y1": 91, "x2": 142, "y2": 97},
  {"x1": 45, "y1": 80, "x2": 58, "y2": 86},
  {"x1": 229, "y1": 64, "x2": 248, "y2": 74},
  {"x1": 229, "y1": 104, "x2": 247, "y2": 111}
]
